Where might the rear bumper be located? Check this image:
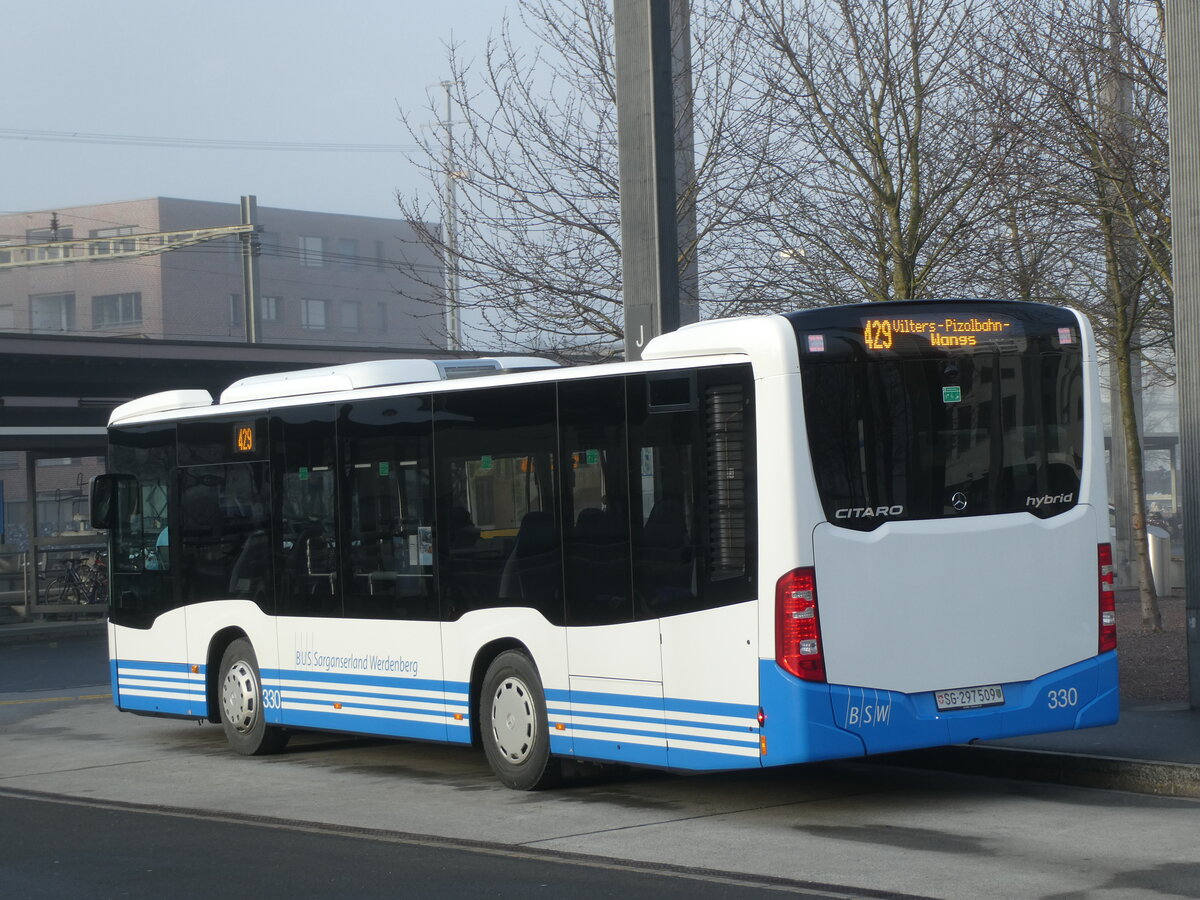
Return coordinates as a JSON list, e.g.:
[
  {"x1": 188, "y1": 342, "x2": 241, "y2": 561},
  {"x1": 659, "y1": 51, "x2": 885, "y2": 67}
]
[{"x1": 759, "y1": 652, "x2": 1119, "y2": 764}]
